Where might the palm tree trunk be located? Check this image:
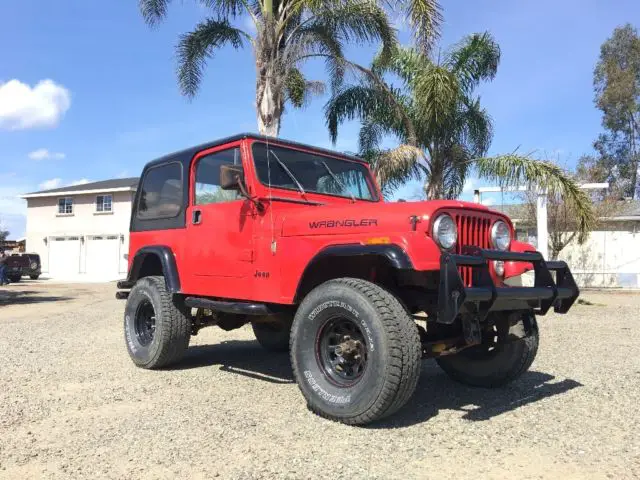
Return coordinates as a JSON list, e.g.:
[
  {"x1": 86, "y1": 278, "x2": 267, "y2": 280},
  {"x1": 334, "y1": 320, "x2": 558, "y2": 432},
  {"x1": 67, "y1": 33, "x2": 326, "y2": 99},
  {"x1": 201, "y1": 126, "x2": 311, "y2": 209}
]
[
  {"x1": 256, "y1": 70, "x2": 281, "y2": 136},
  {"x1": 425, "y1": 154, "x2": 444, "y2": 199},
  {"x1": 255, "y1": 17, "x2": 282, "y2": 137}
]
